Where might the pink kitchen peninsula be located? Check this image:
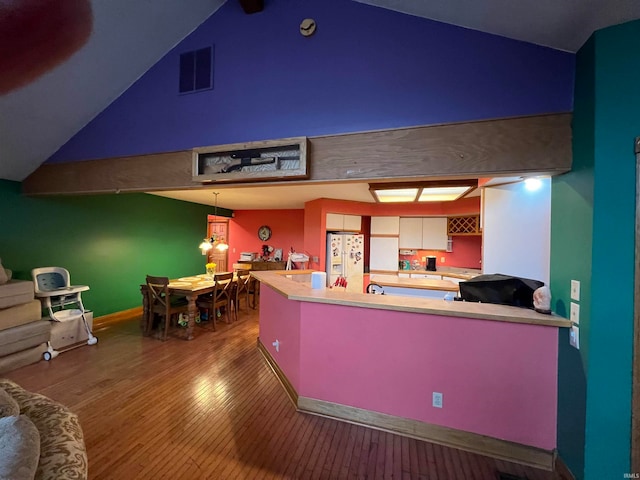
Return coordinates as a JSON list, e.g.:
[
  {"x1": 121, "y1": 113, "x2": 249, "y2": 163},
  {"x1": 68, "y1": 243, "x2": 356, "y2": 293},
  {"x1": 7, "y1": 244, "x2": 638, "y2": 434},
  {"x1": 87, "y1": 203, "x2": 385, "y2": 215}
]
[{"x1": 251, "y1": 270, "x2": 572, "y2": 471}]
